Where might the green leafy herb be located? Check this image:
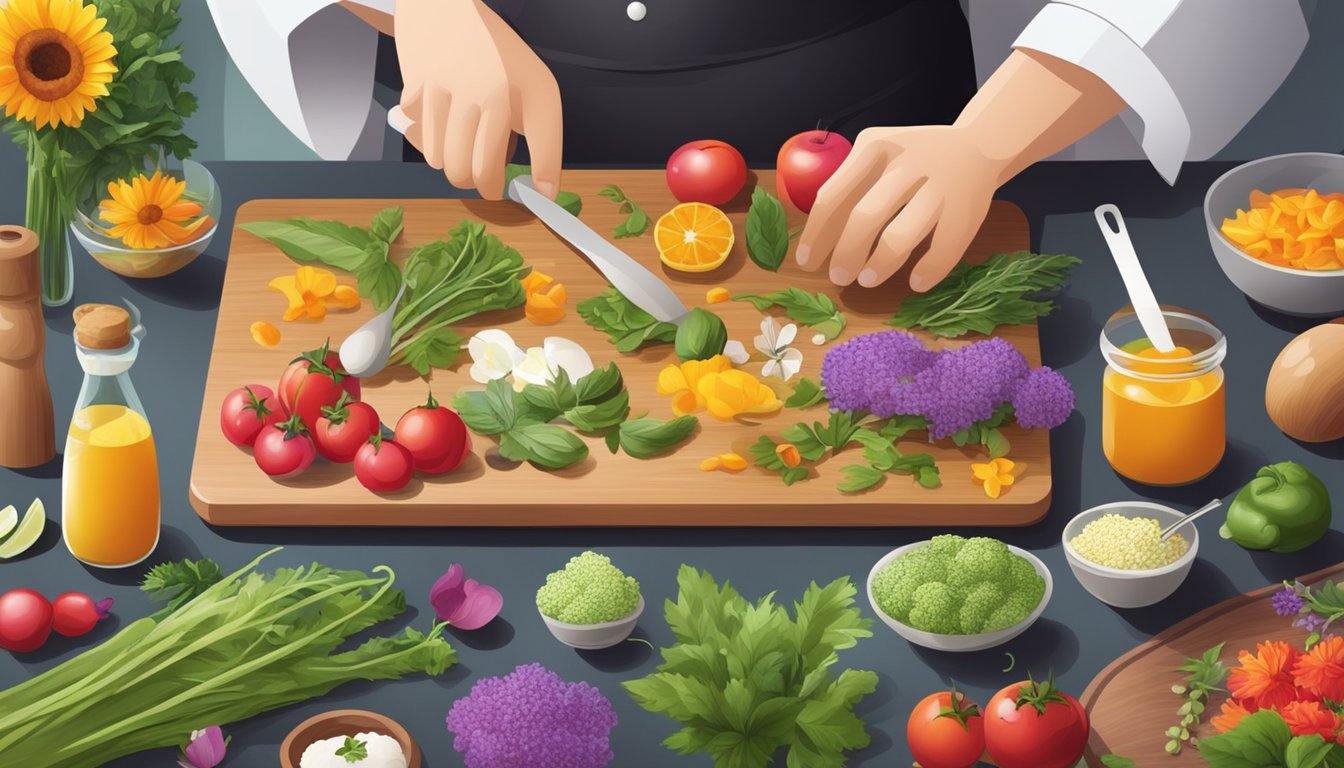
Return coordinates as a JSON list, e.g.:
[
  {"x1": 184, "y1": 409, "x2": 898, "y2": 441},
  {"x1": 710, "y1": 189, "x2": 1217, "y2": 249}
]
[
  {"x1": 520, "y1": 369, "x2": 579, "y2": 417},
  {"x1": 837, "y1": 465, "x2": 885, "y2": 493},
  {"x1": 140, "y1": 558, "x2": 224, "y2": 621},
  {"x1": 575, "y1": 363, "x2": 624, "y2": 405},
  {"x1": 336, "y1": 737, "x2": 368, "y2": 763},
  {"x1": 0, "y1": 549, "x2": 455, "y2": 768},
  {"x1": 847, "y1": 430, "x2": 940, "y2": 491},
  {"x1": 1099, "y1": 758, "x2": 1135, "y2": 768},
  {"x1": 578, "y1": 287, "x2": 679, "y2": 353},
  {"x1": 674, "y1": 308, "x2": 729, "y2": 362},
  {"x1": 597, "y1": 185, "x2": 650, "y2": 238},
  {"x1": 880, "y1": 415, "x2": 930, "y2": 441},
  {"x1": 745, "y1": 186, "x2": 790, "y2": 271},
  {"x1": 624, "y1": 566, "x2": 876, "y2": 768},
  {"x1": 888, "y1": 252, "x2": 1082, "y2": 337},
  {"x1": 618, "y1": 416, "x2": 698, "y2": 459},
  {"x1": 733, "y1": 288, "x2": 846, "y2": 341},
  {"x1": 753, "y1": 412, "x2": 939, "y2": 490},
  {"x1": 1165, "y1": 642, "x2": 1228, "y2": 755},
  {"x1": 749, "y1": 436, "x2": 810, "y2": 486},
  {"x1": 1197, "y1": 710, "x2": 1342, "y2": 768},
  {"x1": 951, "y1": 404, "x2": 1016, "y2": 460},
  {"x1": 785, "y1": 377, "x2": 826, "y2": 409},
  {"x1": 498, "y1": 423, "x2": 589, "y2": 469},
  {"x1": 504, "y1": 164, "x2": 582, "y2": 215},
  {"x1": 563, "y1": 391, "x2": 632, "y2": 433},
  {"x1": 784, "y1": 411, "x2": 866, "y2": 461}
]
